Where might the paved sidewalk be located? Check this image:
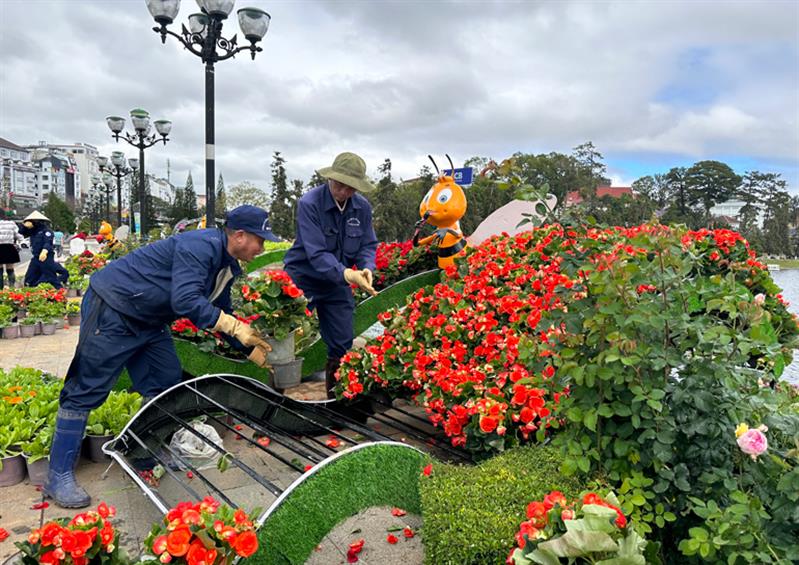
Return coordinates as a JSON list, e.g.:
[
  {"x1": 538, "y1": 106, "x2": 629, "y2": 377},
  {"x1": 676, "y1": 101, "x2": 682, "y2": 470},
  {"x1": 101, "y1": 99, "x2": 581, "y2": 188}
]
[{"x1": 0, "y1": 323, "x2": 79, "y2": 378}]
